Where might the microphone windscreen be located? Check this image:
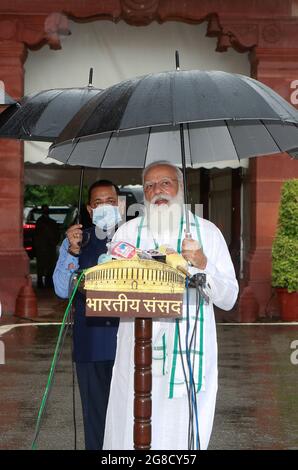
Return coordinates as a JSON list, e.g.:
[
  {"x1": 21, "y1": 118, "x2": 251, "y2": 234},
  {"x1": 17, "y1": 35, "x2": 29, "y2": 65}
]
[{"x1": 97, "y1": 253, "x2": 112, "y2": 264}]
